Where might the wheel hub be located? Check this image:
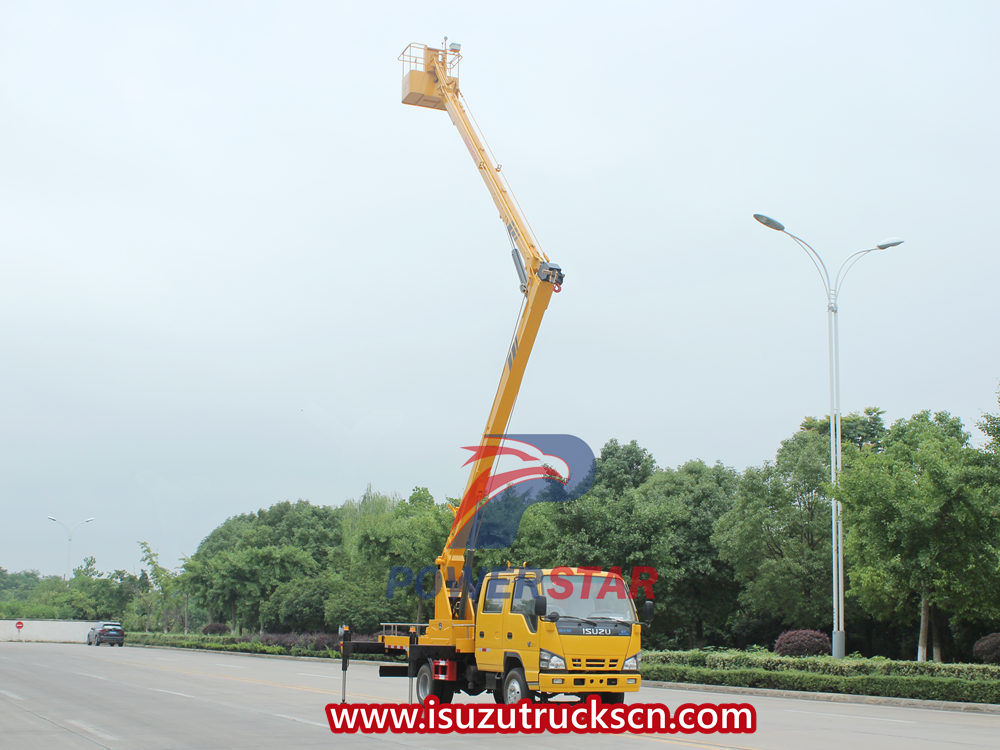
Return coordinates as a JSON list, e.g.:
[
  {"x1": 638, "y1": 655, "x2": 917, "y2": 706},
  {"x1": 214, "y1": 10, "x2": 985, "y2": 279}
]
[
  {"x1": 505, "y1": 681, "x2": 521, "y2": 703},
  {"x1": 417, "y1": 673, "x2": 431, "y2": 701}
]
